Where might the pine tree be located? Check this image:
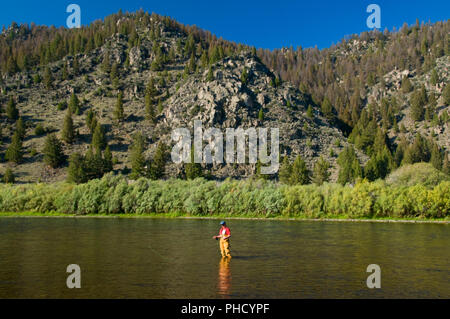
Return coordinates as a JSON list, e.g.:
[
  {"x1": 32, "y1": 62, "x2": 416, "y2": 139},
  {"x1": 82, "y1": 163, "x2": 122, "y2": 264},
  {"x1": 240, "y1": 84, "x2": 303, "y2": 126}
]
[
  {"x1": 5, "y1": 132, "x2": 23, "y2": 164},
  {"x1": 6, "y1": 97, "x2": 19, "y2": 121},
  {"x1": 270, "y1": 78, "x2": 275, "y2": 87},
  {"x1": 62, "y1": 62, "x2": 68, "y2": 81},
  {"x1": 241, "y1": 68, "x2": 249, "y2": 85},
  {"x1": 209, "y1": 46, "x2": 220, "y2": 64},
  {"x1": 92, "y1": 146, "x2": 106, "y2": 177},
  {"x1": 206, "y1": 66, "x2": 214, "y2": 81},
  {"x1": 110, "y1": 62, "x2": 119, "y2": 82},
  {"x1": 430, "y1": 143, "x2": 442, "y2": 170},
  {"x1": 372, "y1": 128, "x2": 389, "y2": 155},
  {"x1": 43, "y1": 66, "x2": 53, "y2": 89},
  {"x1": 188, "y1": 53, "x2": 196, "y2": 73},
  {"x1": 145, "y1": 92, "x2": 155, "y2": 123},
  {"x1": 15, "y1": 117, "x2": 26, "y2": 140},
  {"x1": 442, "y1": 153, "x2": 450, "y2": 175},
  {"x1": 77, "y1": 146, "x2": 104, "y2": 181},
  {"x1": 33, "y1": 73, "x2": 41, "y2": 84},
  {"x1": 85, "y1": 109, "x2": 96, "y2": 132},
  {"x1": 402, "y1": 133, "x2": 430, "y2": 165},
  {"x1": 290, "y1": 155, "x2": 310, "y2": 185},
  {"x1": 337, "y1": 146, "x2": 362, "y2": 185},
  {"x1": 307, "y1": 105, "x2": 314, "y2": 118},
  {"x1": 364, "y1": 147, "x2": 392, "y2": 181},
  {"x1": 278, "y1": 156, "x2": 292, "y2": 184},
  {"x1": 393, "y1": 118, "x2": 399, "y2": 133},
  {"x1": 321, "y1": 97, "x2": 334, "y2": 122},
  {"x1": 351, "y1": 157, "x2": 363, "y2": 180},
  {"x1": 102, "y1": 54, "x2": 111, "y2": 73},
  {"x1": 67, "y1": 152, "x2": 87, "y2": 184},
  {"x1": 258, "y1": 108, "x2": 264, "y2": 121},
  {"x1": 443, "y1": 84, "x2": 450, "y2": 106},
  {"x1": 168, "y1": 47, "x2": 176, "y2": 63},
  {"x1": 426, "y1": 93, "x2": 437, "y2": 122},
  {"x1": 69, "y1": 92, "x2": 80, "y2": 115},
  {"x1": 146, "y1": 77, "x2": 158, "y2": 97},
  {"x1": 3, "y1": 168, "x2": 15, "y2": 184},
  {"x1": 185, "y1": 146, "x2": 203, "y2": 180},
  {"x1": 312, "y1": 156, "x2": 330, "y2": 185},
  {"x1": 42, "y1": 134, "x2": 65, "y2": 168},
  {"x1": 149, "y1": 142, "x2": 167, "y2": 180},
  {"x1": 151, "y1": 44, "x2": 164, "y2": 71},
  {"x1": 129, "y1": 132, "x2": 146, "y2": 179},
  {"x1": 410, "y1": 85, "x2": 427, "y2": 122},
  {"x1": 103, "y1": 145, "x2": 113, "y2": 173},
  {"x1": 72, "y1": 56, "x2": 80, "y2": 76},
  {"x1": 91, "y1": 122, "x2": 106, "y2": 150},
  {"x1": 83, "y1": 148, "x2": 96, "y2": 180},
  {"x1": 274, "y1": 76, "x2": 281, "y2": 87},
  {"x1": 200, "y1": 51, "x2": 208, "y2": 67},
  {"x1": 401, "y1": 76, "x2": 413, "y2": 93},
  {"x1": 157, "y1": 98, "x2": 163, "y2": 113},
  {"x1": 114, "y1": 92, "x2": 124, "y2": 121},
  {"x1": 61, "y1": 110, "x2": 75, "y2": 144},
  {"x1": 430, "y1": 69, "x2": 439, "y2": 86},
  {"x1": 6, "y1": 56, "x2": 18, "y2": 75},
  {"x1": 255, "y1": 160, "x2": 270, "y2": 180}
]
